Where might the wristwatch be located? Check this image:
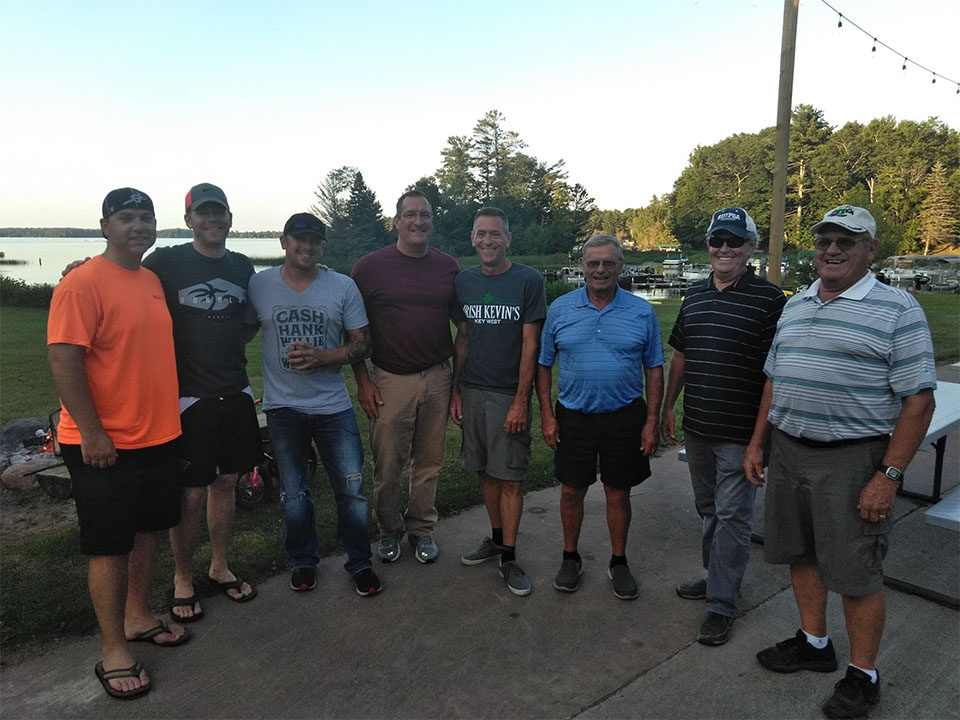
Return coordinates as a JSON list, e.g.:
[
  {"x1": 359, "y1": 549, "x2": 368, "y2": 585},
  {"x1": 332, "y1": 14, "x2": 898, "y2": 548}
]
[{"x1": 879, "y1": 465, "x2": 903, "y2": 482}]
